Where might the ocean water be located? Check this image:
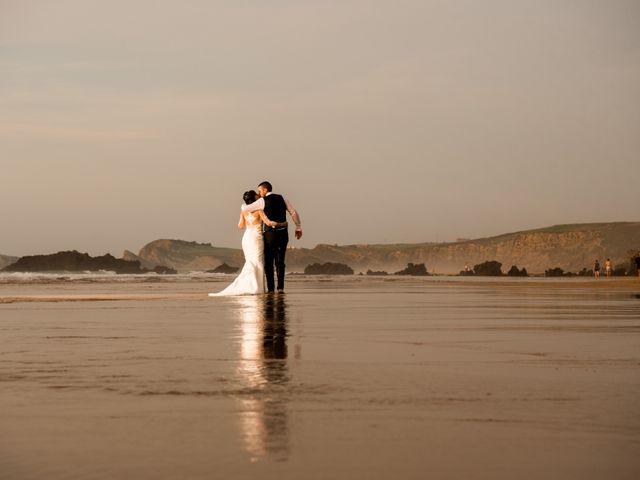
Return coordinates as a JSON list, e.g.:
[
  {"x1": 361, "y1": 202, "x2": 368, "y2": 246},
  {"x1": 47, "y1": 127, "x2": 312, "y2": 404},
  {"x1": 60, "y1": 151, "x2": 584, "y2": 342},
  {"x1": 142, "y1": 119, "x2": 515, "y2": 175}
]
[{"x1": 1, "y1": 274, "x2": 639, "y2": 479}]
